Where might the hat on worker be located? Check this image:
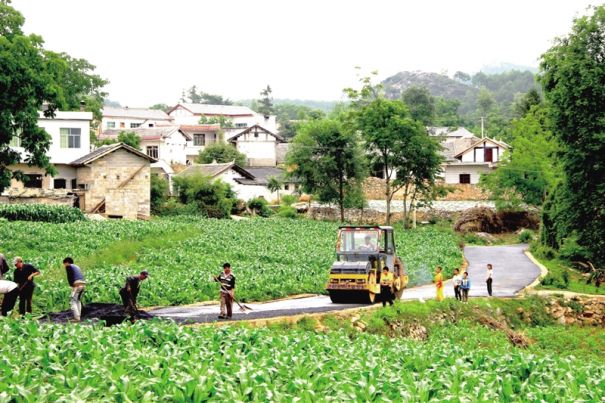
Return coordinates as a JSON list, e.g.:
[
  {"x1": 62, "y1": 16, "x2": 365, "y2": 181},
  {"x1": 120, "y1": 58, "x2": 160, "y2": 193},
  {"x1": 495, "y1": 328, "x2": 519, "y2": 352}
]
[{"x1": 140, "y1": 270, "x2": 149, "y2": 277}]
